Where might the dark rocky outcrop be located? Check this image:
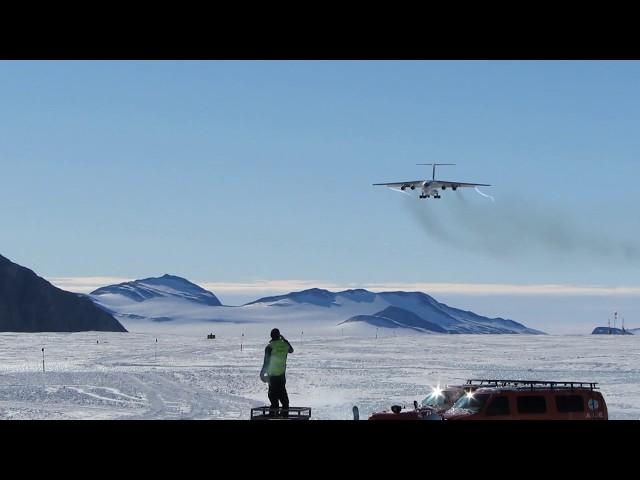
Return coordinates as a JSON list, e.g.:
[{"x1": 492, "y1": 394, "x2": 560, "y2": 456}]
[{"x1": 0, "y1": 254, "x2": 127, "y2": 332}]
